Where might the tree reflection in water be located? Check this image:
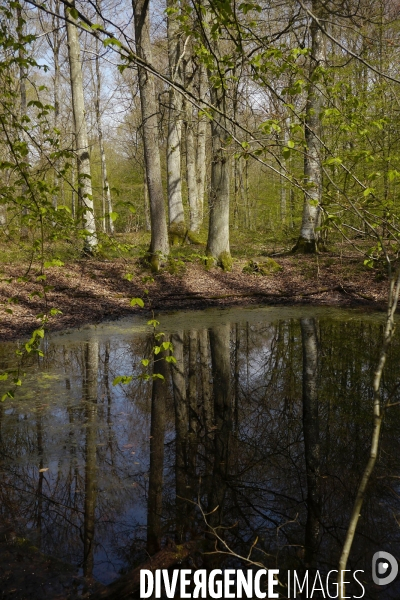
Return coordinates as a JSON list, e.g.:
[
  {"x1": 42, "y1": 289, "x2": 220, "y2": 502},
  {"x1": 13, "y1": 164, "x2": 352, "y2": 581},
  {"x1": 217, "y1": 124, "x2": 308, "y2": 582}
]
[{"x1": 0, "y1": 308, "x2": 400, "y2": 598}]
